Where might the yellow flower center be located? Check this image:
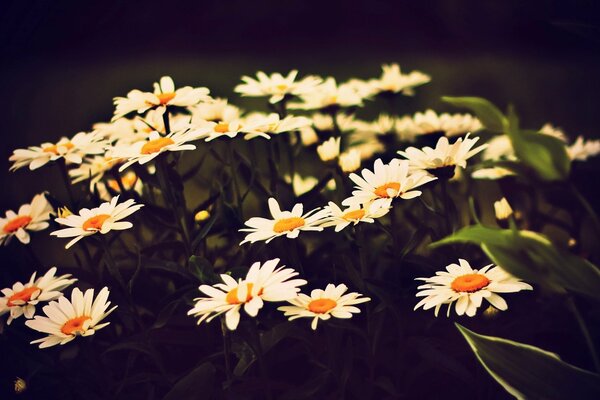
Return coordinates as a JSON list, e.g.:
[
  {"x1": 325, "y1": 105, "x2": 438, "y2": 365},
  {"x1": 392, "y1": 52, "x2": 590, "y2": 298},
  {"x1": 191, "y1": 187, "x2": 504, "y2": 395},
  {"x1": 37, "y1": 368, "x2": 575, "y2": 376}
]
[
  {"x1": 82, "y1": 214, "x2": 110, "y2": 231},
  {"x1": 273, "y1": 217, "x2": 305, "y2": 233},
  {"x1": 156, "y1": 92, "x2": 176, "y2": 105},
  {"x1": 308, "y1": 298, "x2": 337, "y2": 314},
  {"x1": 141, "y1": 137, "x2": 175, "y2": 154},
  {"x1": 374, "y1": 182, "x2": 400, "y2": 198},
  {"x1": 451, "y1": 273, "x2": 491, "y2": 293},
  {"x1": 225, "y1": 283, "x2": 263, "y2": 305},
  {"x1": 43, "y1": 142, "x2": 74, "y2": 155},
  {"x1": 61, "y1": 316, "x2": 91, "y2": 336},
  {"x1": 276, "y1": 84, "x2": 288, "y2": 92},
  {"x1": 3, "y1": 215, "x2": 32, "y2": 233},
  {"x1": 214, "y1": 123, "x2": 230, "y2": 133},
  {"x1": 7, "y1": 286, "x2": 40, "y2": 307},
  {"x1": 342, "y1": 209, "x2": 365, "y2": 221},
  {"x1": 107, "y1": 173, "x2": 138, "y2": 192}
]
